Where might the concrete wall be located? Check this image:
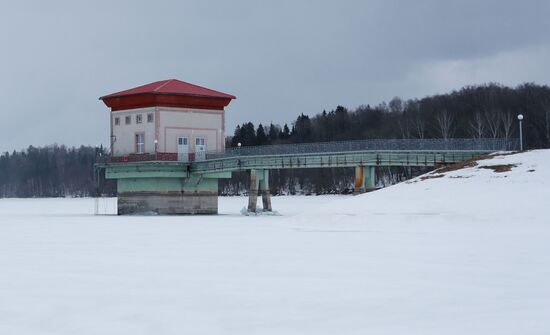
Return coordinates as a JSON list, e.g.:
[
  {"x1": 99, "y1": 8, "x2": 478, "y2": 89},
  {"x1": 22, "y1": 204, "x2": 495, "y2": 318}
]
[
  {"x1": 115, "y1": 175, "x2": 220, "y2": 215},
  {"x1": 159, "y1": 107, "x2": 224, "y2": 153},
  {"x1": 111, "y1": 106, "x2": 224, "y2": 156},
  {"x1": 111, "y1": 107, "x2": 156, "y2": 156},
  {"x1": 117, "y1": 192, "x2": 218, "y2": 215}
]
